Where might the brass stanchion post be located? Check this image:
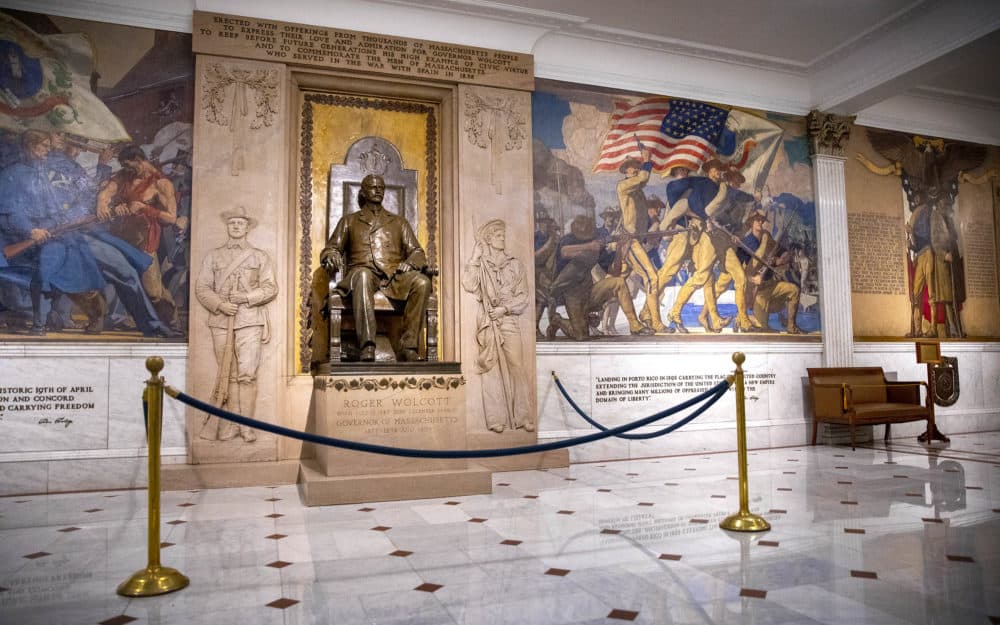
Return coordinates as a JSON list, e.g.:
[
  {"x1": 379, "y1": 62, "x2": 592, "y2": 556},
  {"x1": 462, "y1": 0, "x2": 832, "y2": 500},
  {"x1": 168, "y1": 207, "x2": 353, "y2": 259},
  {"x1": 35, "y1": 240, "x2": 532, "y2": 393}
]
[
  {"x1": 117, "y1": 356, "x2": 189, "y2": 597},
  {"x1": 719, "y1": 352, "x2": 771, "y2": 532}
]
